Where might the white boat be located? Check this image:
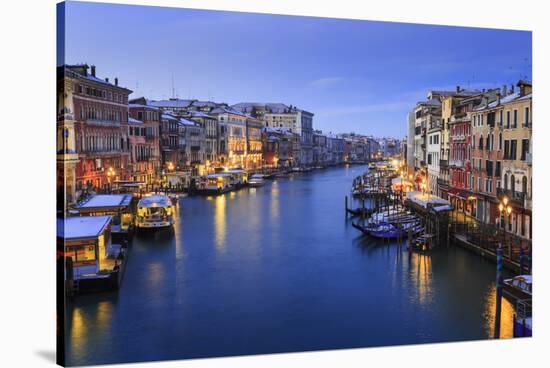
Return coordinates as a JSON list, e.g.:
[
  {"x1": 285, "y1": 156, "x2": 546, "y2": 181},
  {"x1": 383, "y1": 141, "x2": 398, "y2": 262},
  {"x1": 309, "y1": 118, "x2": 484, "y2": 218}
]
[
  {"x1": 136, "y1": 195, "x2": 175, "y2": 229},
  {"x1": 503, "y1": 275, "x2": 532, "y2": 300},
  {"x1": 249, "y1": 174, "x2": 266, "y2": 187}
]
